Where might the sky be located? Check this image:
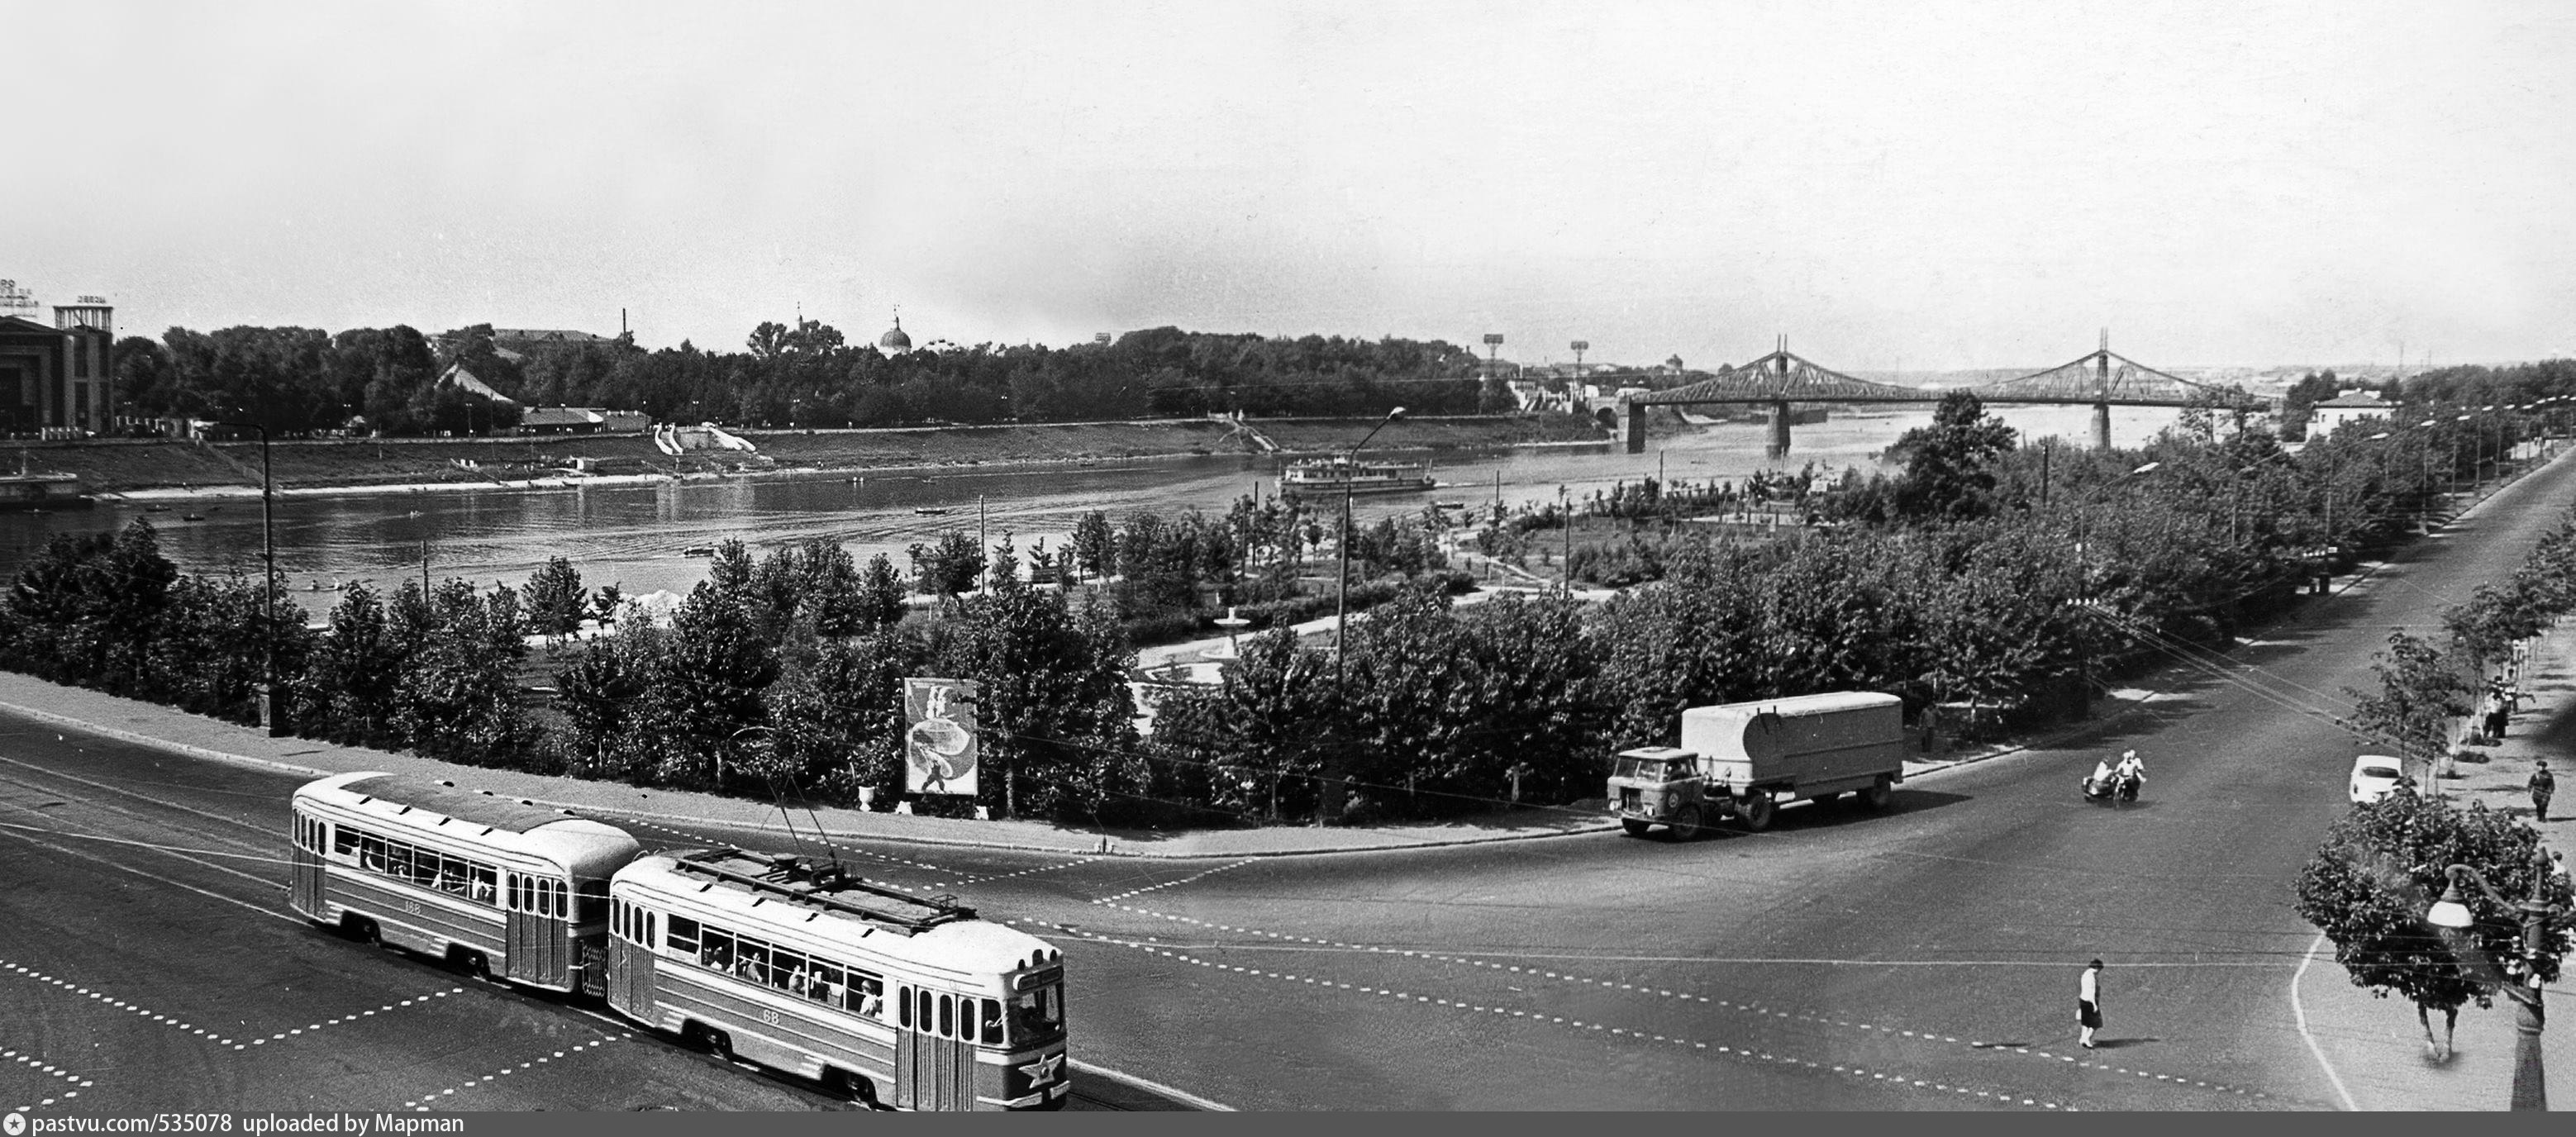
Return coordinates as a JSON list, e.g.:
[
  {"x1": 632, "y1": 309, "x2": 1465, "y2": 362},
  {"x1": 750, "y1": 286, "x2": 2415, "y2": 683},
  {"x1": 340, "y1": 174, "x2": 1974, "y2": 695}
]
[{"x1": 6, "y1": 0, "x2": 2573, "y2": 372}]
